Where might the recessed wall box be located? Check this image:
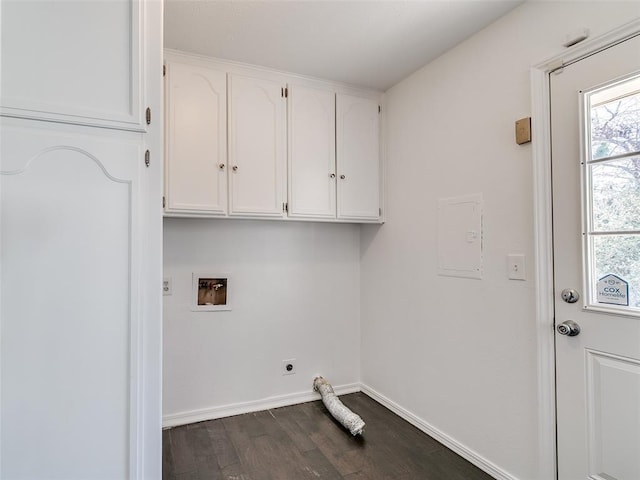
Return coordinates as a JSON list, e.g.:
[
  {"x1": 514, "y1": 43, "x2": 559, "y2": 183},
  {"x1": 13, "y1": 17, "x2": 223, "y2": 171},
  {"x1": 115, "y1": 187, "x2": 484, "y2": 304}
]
[
  {"x1": 437, "y1": 194, "x2": 483, "y2": 279},
  {"x1": 191, "y1": 273, "x2": 232, "y2": 311}
]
